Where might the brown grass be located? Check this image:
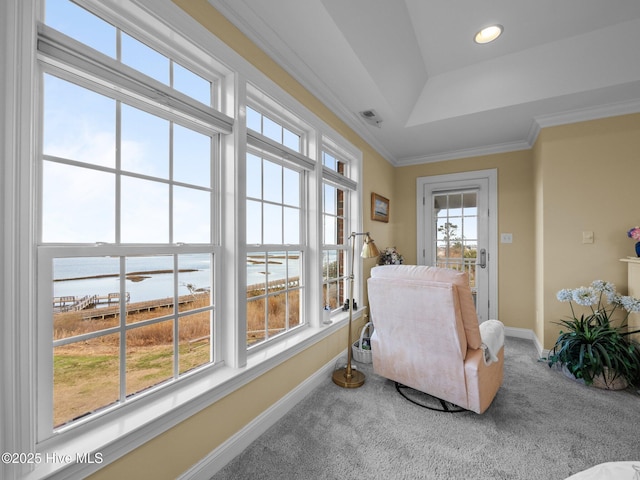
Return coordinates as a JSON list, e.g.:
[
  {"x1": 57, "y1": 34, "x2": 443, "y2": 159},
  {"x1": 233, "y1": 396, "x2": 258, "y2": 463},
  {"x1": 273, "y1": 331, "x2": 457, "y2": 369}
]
[
  {"x1": 53, "y1": 294, "x2": 212, "y2": 427},
  {"x1": 53, "y1": 288, "x2": 304, "y2": 426},
  {"x1": 246, "y1": 289, "x2": 300, "y2": 345}
]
